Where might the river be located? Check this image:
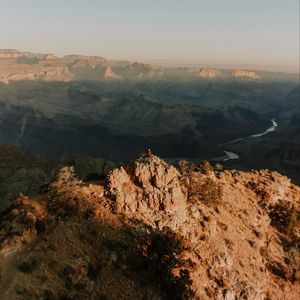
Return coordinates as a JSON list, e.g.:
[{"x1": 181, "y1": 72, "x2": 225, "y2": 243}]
[{"x1": 222, "y1": 118, "x2": 278, "y2": 161}]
